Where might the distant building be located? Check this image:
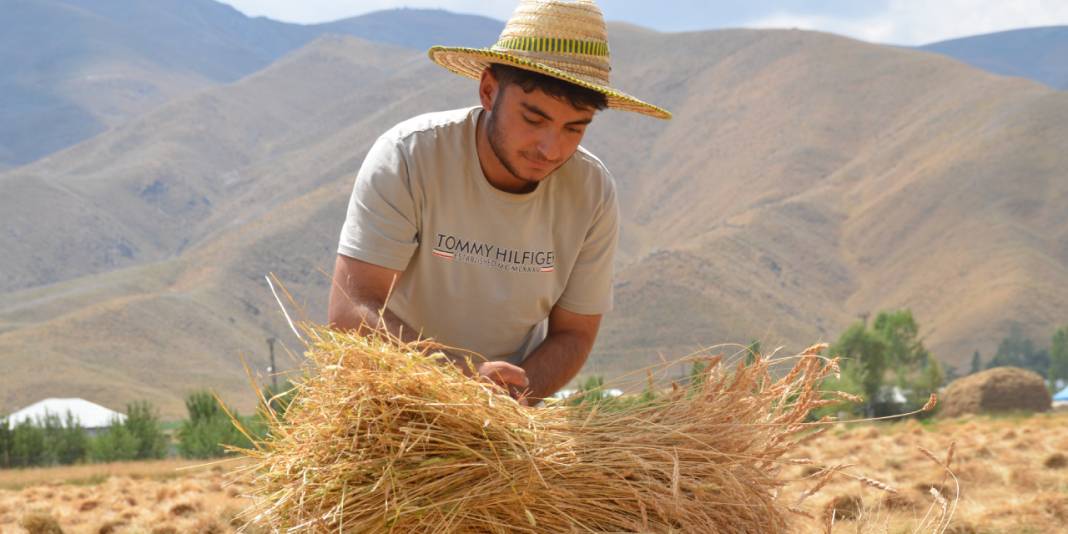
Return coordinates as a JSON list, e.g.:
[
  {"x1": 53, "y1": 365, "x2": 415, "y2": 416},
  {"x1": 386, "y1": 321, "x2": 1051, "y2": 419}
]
[
  {"x1": 1054, "y1": 386, "x2": 1068, "y2": 409},
  {"x1": 5, "y1": 398, "x2": 125, "y2": 432}
]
